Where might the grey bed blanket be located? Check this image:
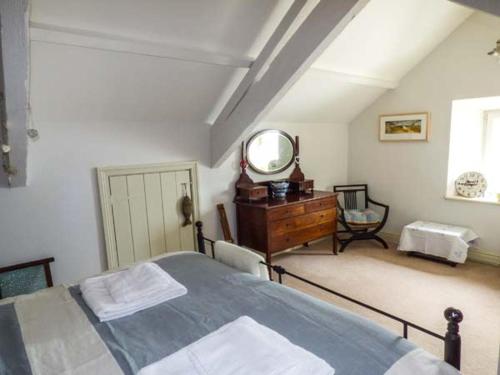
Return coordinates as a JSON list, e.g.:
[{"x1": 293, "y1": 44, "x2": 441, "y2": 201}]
[
  {"x1": 1, "y1": 252, "x2": 456, "y2": 375},
  {"x1": 71, "y1": 252, "x2": 414, "y2": 375},
  {"x1": 0, "y1": 304, "x2": 31, "y2": 375}
]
